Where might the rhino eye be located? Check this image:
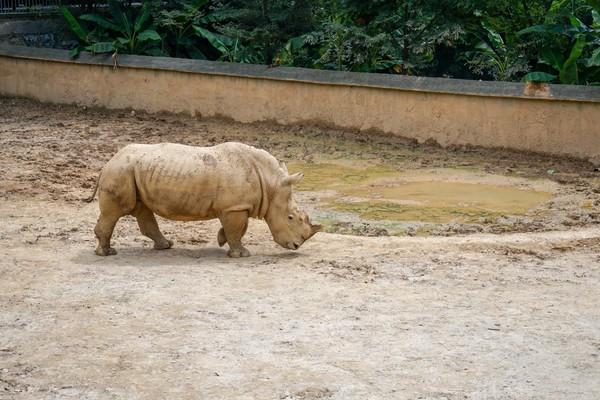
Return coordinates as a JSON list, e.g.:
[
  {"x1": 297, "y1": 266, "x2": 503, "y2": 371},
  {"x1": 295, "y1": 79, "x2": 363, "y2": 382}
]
[{"x1": 288, "y1": 215, "x2": 293, "y2": 221}]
